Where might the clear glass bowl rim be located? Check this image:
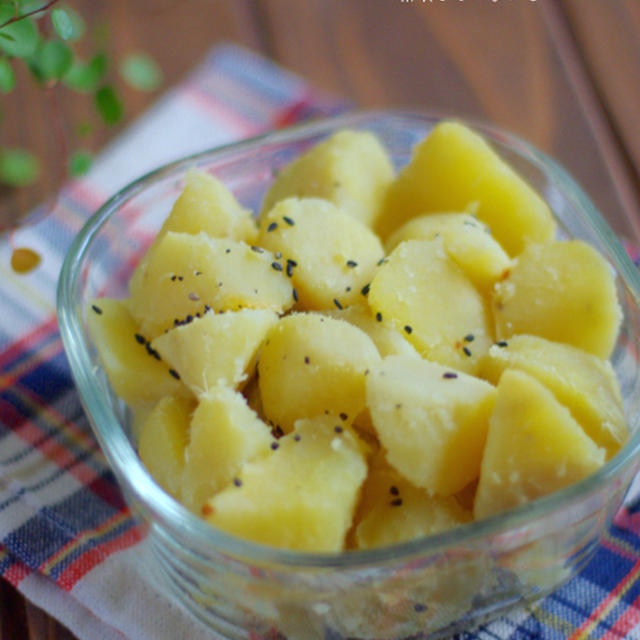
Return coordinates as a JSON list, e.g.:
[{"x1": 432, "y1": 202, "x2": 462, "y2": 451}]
[{"x1": 57, "y1": 108, "x2": 640, "y2": 570}]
